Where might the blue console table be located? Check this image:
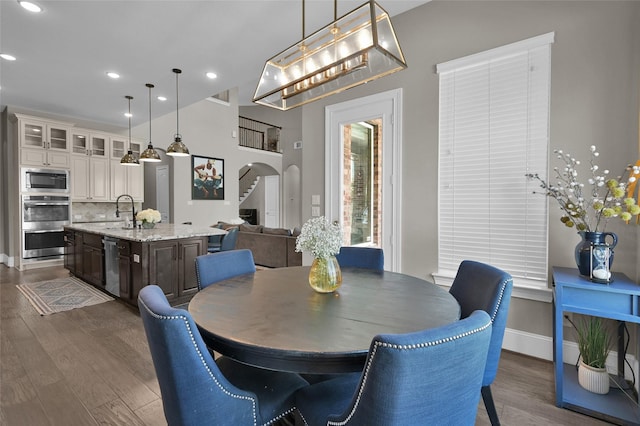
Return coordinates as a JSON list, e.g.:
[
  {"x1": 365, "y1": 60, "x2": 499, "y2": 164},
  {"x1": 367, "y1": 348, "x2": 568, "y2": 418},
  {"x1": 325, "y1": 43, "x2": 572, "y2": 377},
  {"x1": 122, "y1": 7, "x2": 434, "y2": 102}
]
[{"x1": 553, "y1": 267, "x2": 640, "y2": 424}]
